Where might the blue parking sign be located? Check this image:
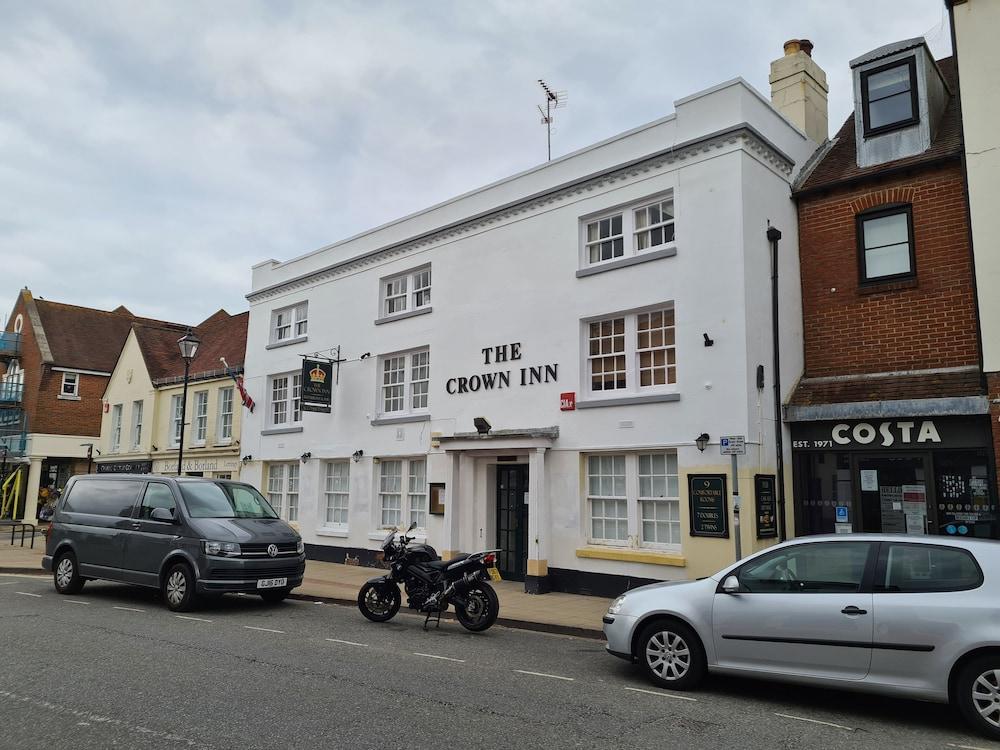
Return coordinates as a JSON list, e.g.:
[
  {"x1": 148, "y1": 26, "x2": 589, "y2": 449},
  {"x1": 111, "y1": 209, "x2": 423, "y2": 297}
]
[{"x1": 835, "y1": 505, "x2": 849, "y2": 523}]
